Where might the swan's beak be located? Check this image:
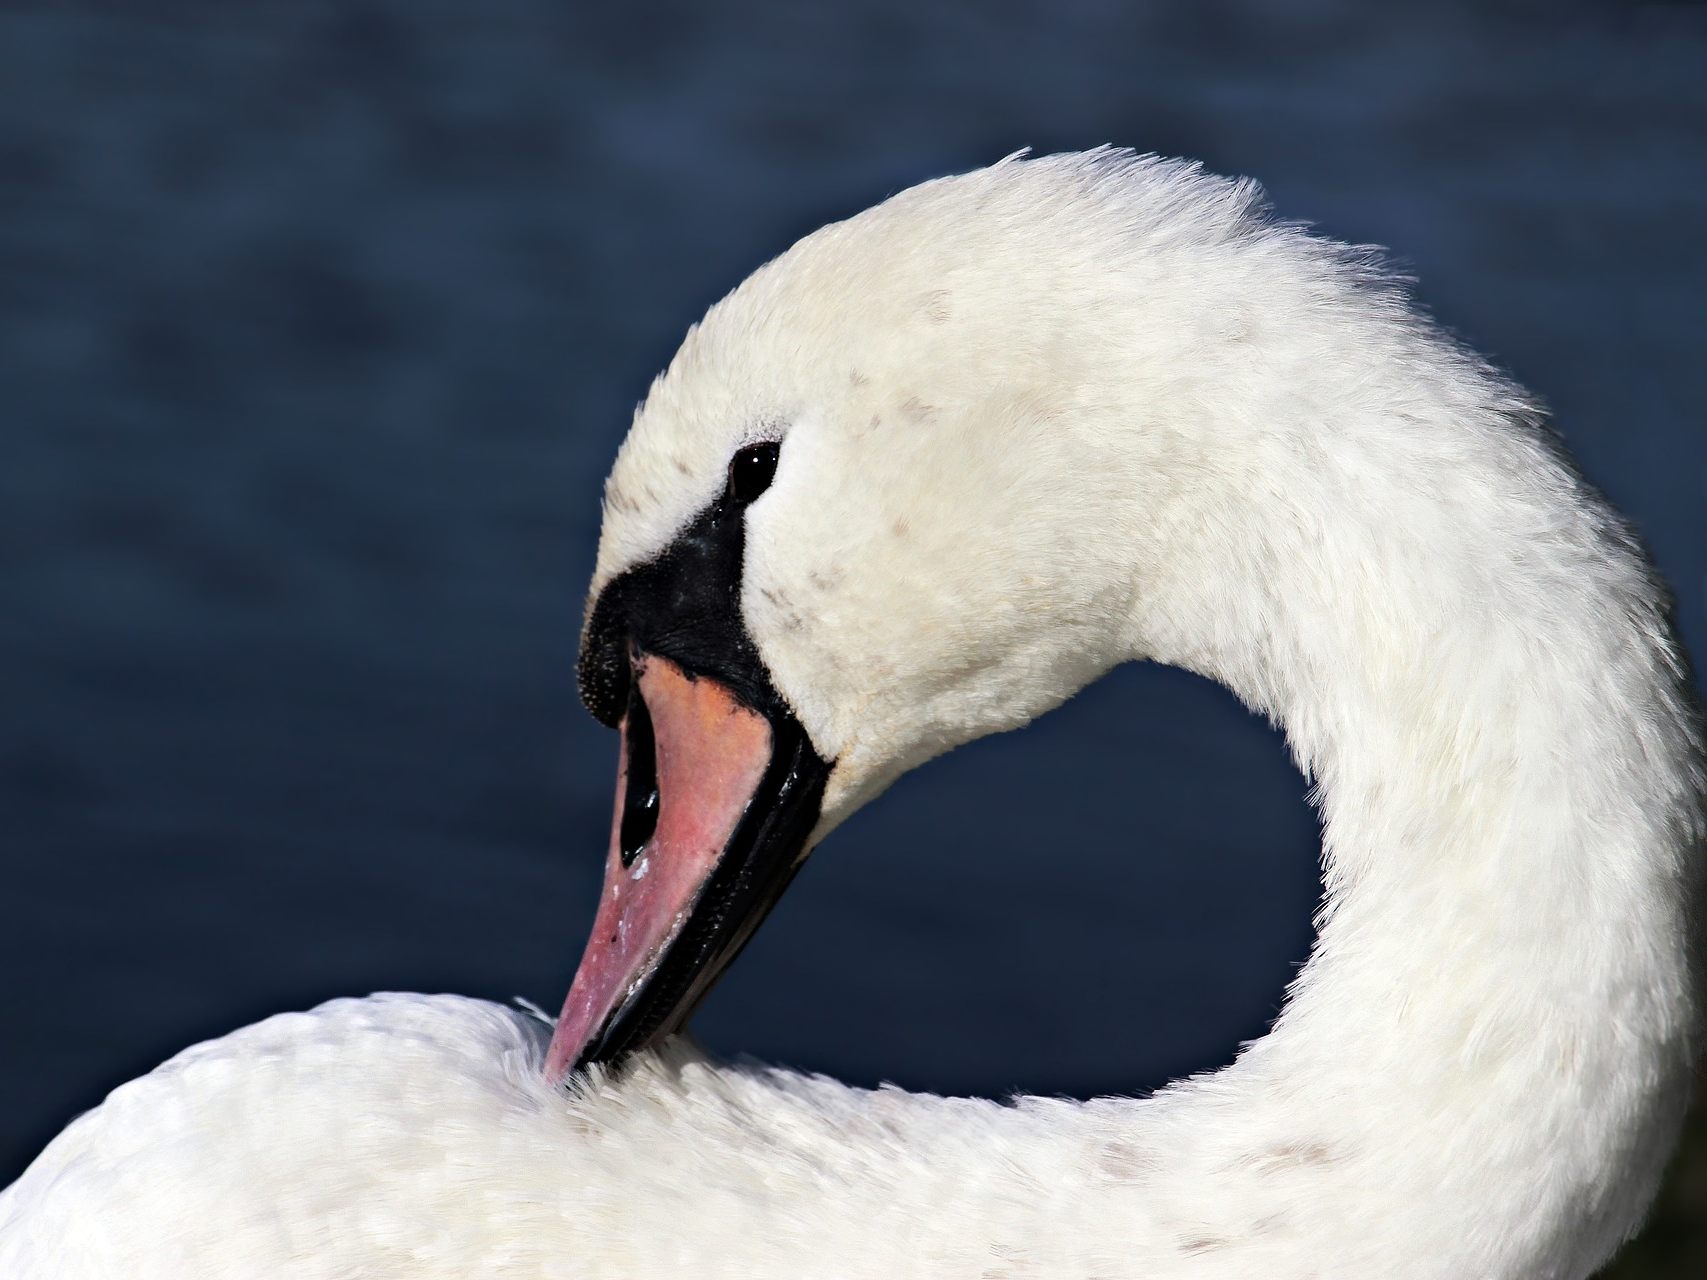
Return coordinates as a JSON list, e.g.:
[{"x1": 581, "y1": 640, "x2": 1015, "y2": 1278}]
[{"x1": 544, "y1": 649, "x2": 829, "y2": 1081}]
